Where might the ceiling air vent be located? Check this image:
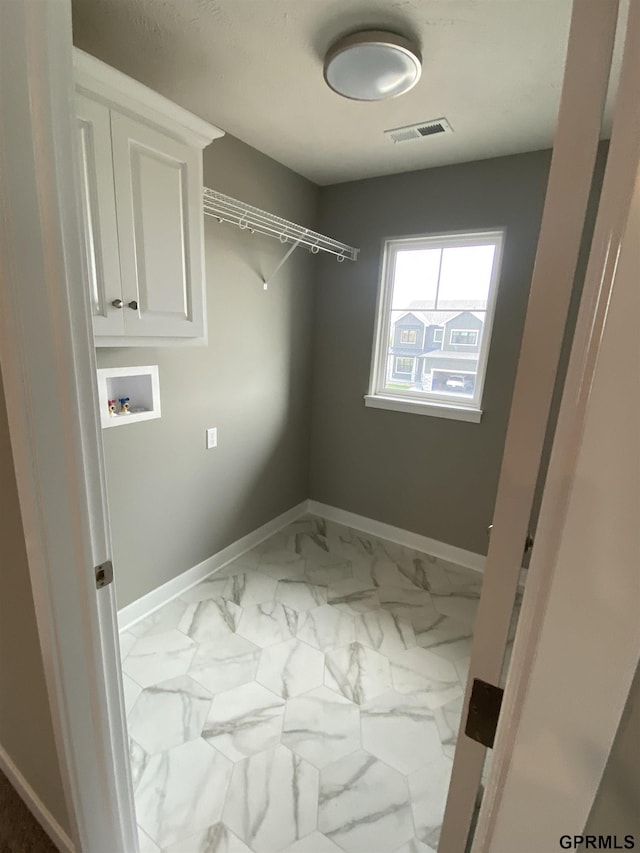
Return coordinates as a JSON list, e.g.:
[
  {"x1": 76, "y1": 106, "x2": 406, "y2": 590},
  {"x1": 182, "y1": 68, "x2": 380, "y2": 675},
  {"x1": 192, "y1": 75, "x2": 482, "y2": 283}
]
[{"x1": 385, "y1": 118, "x2": 453, "y2": 144}]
